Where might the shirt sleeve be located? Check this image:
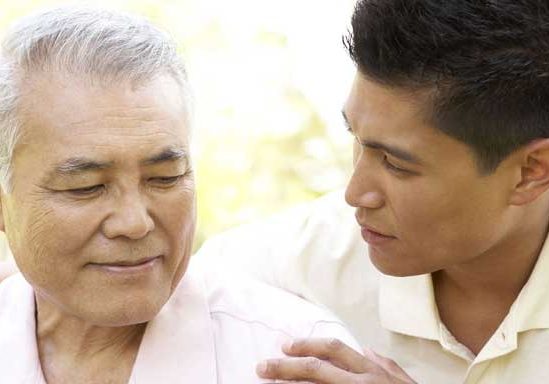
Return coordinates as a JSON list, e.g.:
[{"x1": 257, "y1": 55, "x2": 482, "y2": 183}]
[
  {"x1": 306, "y1": 319, "x2": 364, "y2": 353},
  {"x1": 194, "y1": 189, "x2": 364, "y2": 292},
  {"x1": 193, "y1": 189, "x2": 373, "y2": 344}
]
